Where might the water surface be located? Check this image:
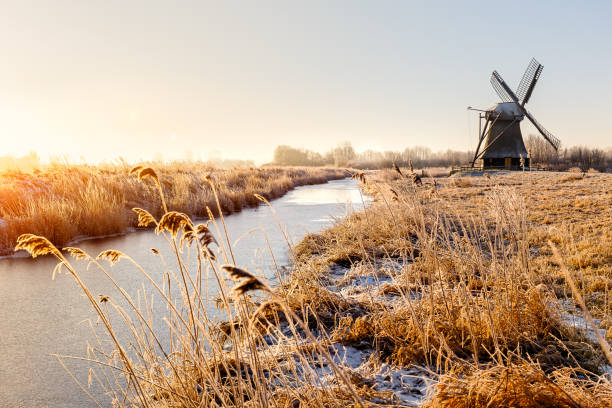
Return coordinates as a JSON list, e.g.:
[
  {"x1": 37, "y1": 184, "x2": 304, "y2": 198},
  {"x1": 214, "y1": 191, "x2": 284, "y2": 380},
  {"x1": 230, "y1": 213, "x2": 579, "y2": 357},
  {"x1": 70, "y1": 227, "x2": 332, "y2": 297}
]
[{"x1": 0, "y1": 178, "x2": 368, "y2": 408}]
